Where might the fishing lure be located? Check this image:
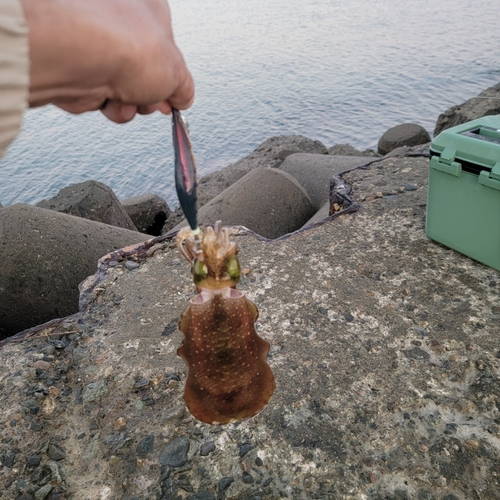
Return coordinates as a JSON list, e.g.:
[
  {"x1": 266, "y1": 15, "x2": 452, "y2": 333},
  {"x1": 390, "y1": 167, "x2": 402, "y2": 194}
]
[
  {"x1": 176, "y1": 222, "x2": 275, "y2": 425},
  {"x1": 172, "y1": 108, "x2": 198, "y2": 232}
]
